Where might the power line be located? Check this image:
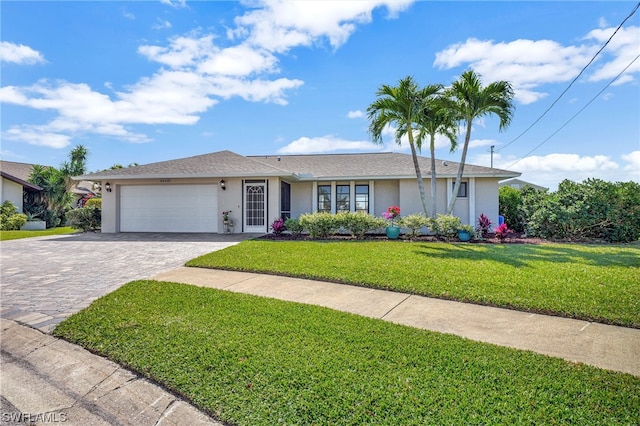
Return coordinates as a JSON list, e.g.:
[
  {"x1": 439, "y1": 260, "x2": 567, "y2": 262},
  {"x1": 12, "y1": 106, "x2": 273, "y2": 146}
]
[
  {"x1": 504, "y1": 53, "x2": 640, "y2": 170},
  {"x1": 498, "y1": 1, "x2": 640, "y2": 153}
]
